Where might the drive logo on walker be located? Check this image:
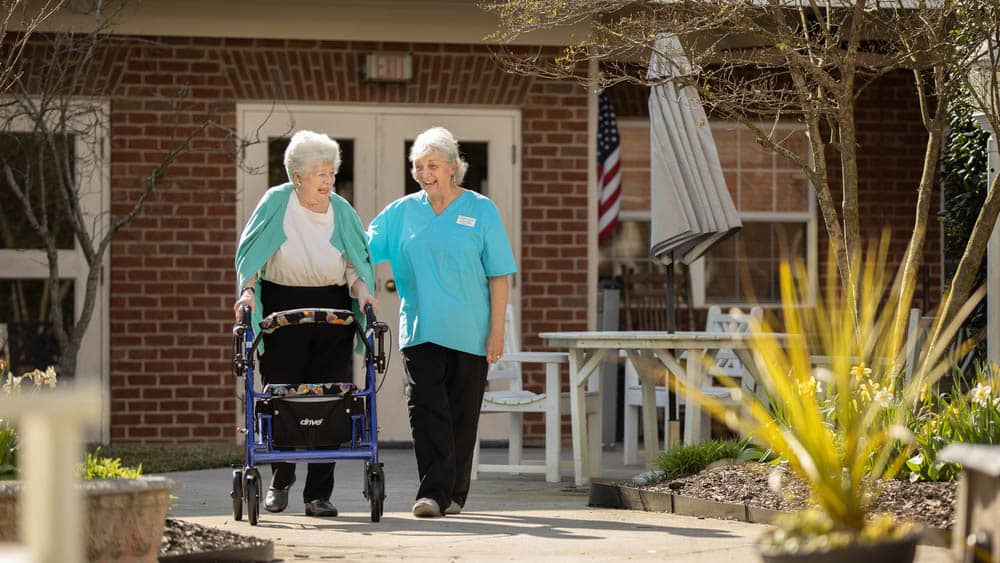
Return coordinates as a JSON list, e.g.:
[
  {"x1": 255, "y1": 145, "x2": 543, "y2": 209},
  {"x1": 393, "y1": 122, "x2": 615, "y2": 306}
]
[
  {"x1": 299, "y1": 417, "x2": 324, "y2": 427},
  {"x1": 456, "y1": 215, "x2": 476, "y2": 227}
]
